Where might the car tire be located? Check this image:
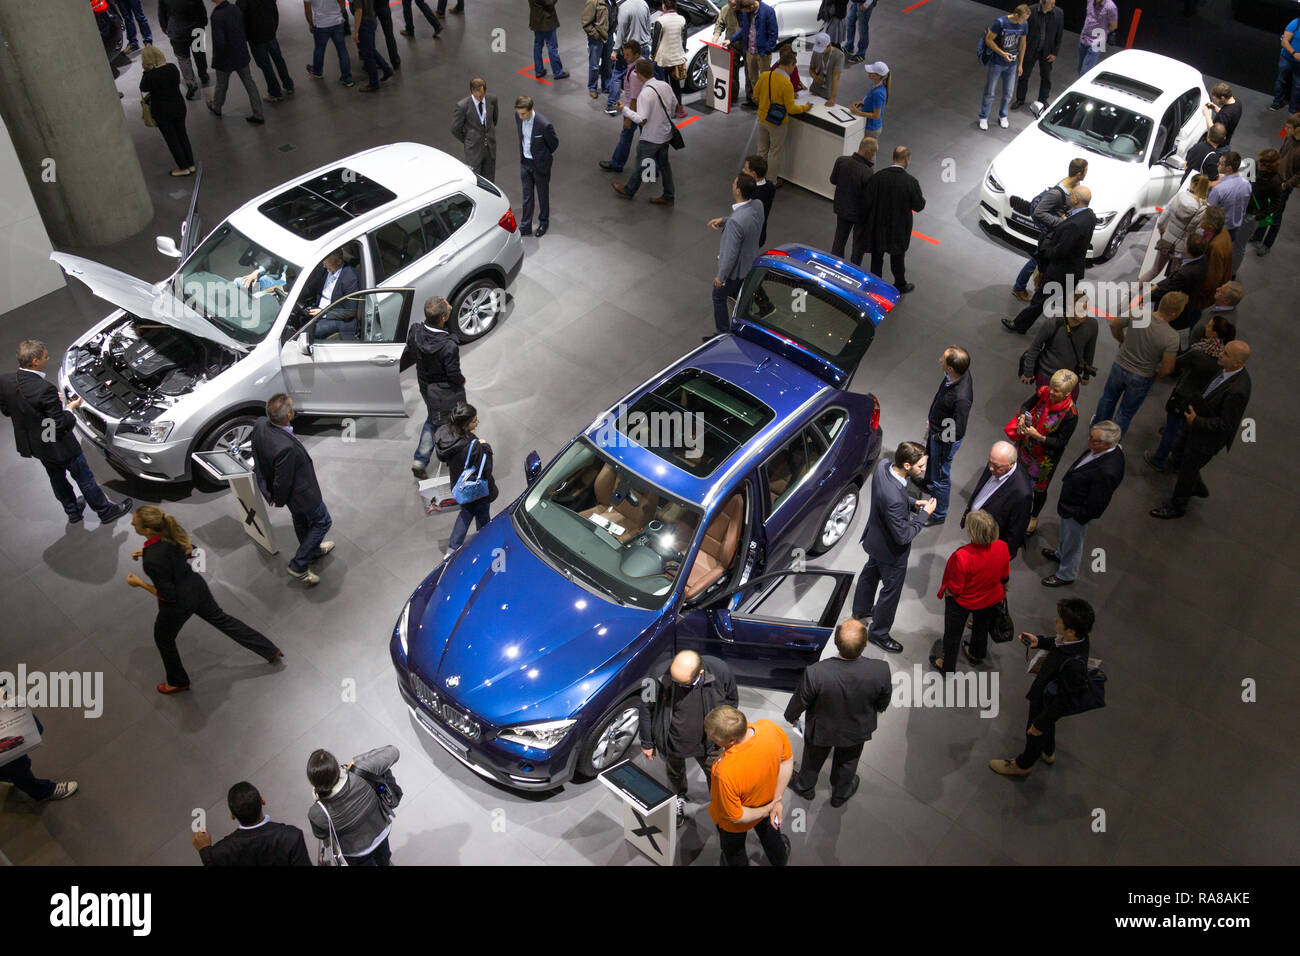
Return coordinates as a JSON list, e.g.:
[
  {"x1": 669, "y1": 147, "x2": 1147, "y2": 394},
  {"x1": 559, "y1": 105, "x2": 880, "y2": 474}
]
[
  {"x1": 687, "y1": 49, "x2": 708, "y2": 93},
  {"x1": 450, "y1": 277, "x2": 505, "y2": 343},
  {"x1": 809, "y1": 481, "x2": 861, "y2": 556},
  {"x1": 1099, "y1": 210, "x2": 1133, "y2": 263},
  {"x1": 574, "y1": 693, "x2": 642, "y2": 779},
  {"x1": 192, "y1": 413, "x2": 259, "y2": 490}
]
